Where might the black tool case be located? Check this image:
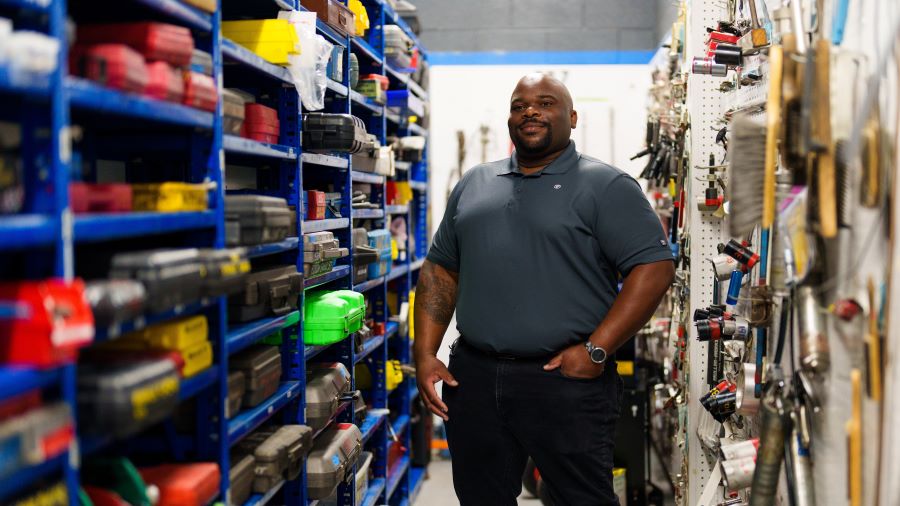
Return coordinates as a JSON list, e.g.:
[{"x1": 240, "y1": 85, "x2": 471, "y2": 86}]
[
  {"x1": 305, "y1": 362, "x2": 352, "y2": 432},
  {"x1": 225, "y1": 195, "x2": 293, "y2": 247},
  {"x1": 109, "y1": 248, "x2": 203, "y2": 313},
  {"x1": 307, "y1": 423, "x2": 363, "y2": 499},
  {"x1": 230, "y1": 345, "x2": 282, "y2": 407},
  {"x1": 352, "y1": 228, "x2": 378, "y2": 284},
  {"x1": 226, "y1": 370, "x2": 245, "y2": 419},
  {"x1": 302, "y1": 113, "x2": 367, "y2": 153},
  {"x1": 229, "y1": 453, "x2": 256, "y2": 505},
  {"x1": 229, "y1": 265, "x2": 302, "y2": 322},
  {"x1": 198, "y1": 248, "x2": 250, "y2": 297},
  {"x1": 77, "y1": 360, "x2": 180, "y2": 438},
  {"x1": 84, "y1": 279, "x2": 147, "y2": 328}
]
